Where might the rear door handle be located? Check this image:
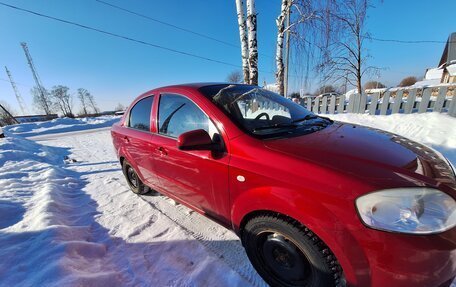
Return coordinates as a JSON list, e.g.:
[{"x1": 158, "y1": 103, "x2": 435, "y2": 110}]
[
  {"x1": 157, "y1": 146, "x2": 167, "y2": 156},
  {"x1": 123, "y1": 136, "x2": 129, "y2": 143}
]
